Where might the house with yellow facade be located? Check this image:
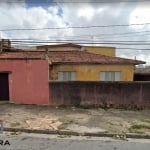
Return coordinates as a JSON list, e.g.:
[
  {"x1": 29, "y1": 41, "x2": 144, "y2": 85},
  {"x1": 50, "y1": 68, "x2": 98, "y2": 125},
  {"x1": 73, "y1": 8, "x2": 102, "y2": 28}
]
[
  {"x1": 37, "y1": 43, "x2": 145, "y2": 81},
  {"x1": 37, "y1": 43, "x2": 115, "y2": 56}
]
